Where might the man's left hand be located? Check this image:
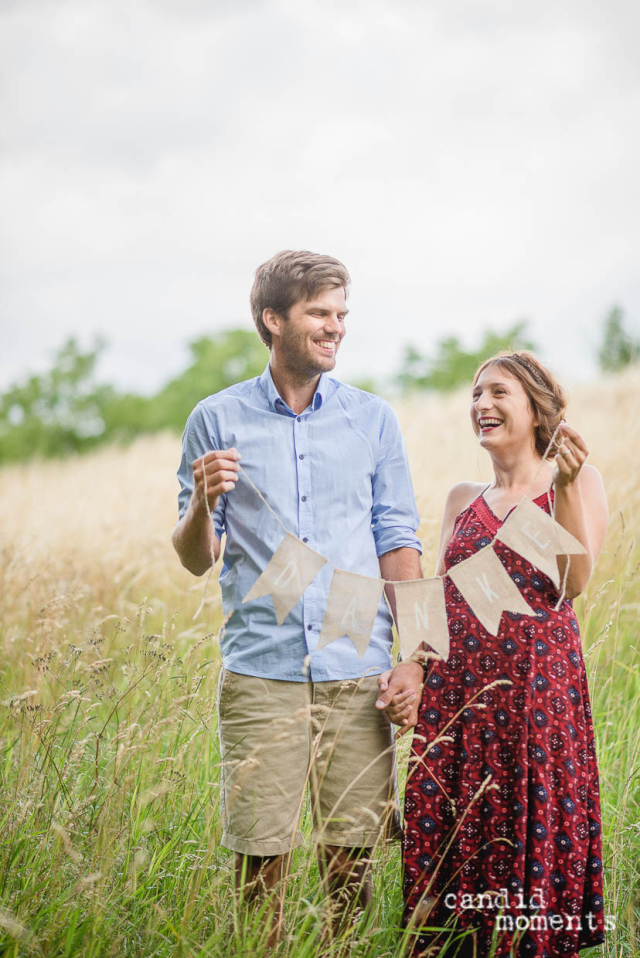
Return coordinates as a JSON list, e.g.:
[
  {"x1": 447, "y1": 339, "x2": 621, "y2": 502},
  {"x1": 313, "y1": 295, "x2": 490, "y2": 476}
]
[{"x1": 375, "y1": 661, "x2": 425, "y2": 738}]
